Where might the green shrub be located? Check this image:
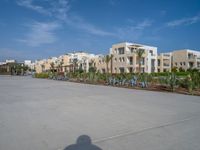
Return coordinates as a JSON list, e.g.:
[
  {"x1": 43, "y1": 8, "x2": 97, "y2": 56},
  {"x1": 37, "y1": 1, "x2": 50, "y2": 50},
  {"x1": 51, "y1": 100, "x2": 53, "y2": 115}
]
[{"x1": 34, "y1": 73, "x2": 49, "y2": 78}]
